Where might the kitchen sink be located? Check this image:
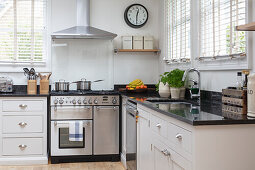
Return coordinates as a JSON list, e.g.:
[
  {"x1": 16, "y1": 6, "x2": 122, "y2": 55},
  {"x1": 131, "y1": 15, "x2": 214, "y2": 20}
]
[{"x1": 146, "y1": 98, "x2": 191, "y2": 104}]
